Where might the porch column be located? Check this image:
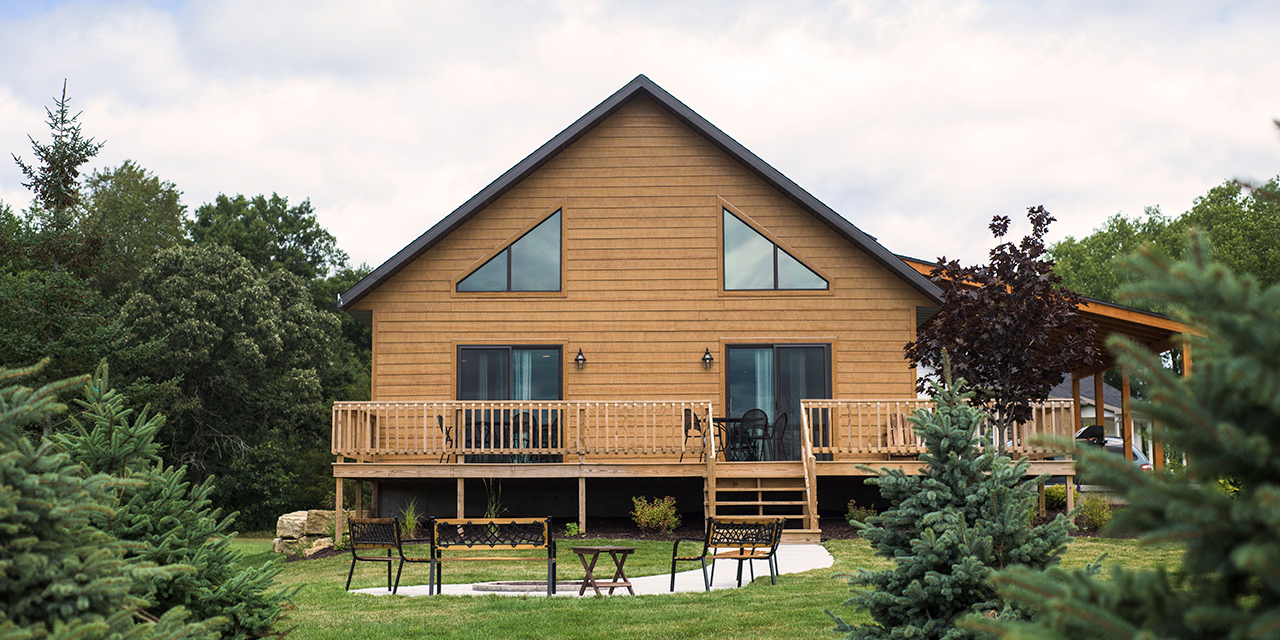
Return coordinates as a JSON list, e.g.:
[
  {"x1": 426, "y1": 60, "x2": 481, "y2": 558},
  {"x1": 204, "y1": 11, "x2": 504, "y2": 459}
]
[
  {"x1": 334, "y1": 474, "x2": 344, "y2": 543},
  {"x1": 1071, "y1": 374, "x2": 1083, "y2": 433},
  {"x1": 1121, "y1": 371, "x2": 1134, "y2": 462},
  {"x1": 1094, "y1": 372, "x2": 1106, "y2": 429}
]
